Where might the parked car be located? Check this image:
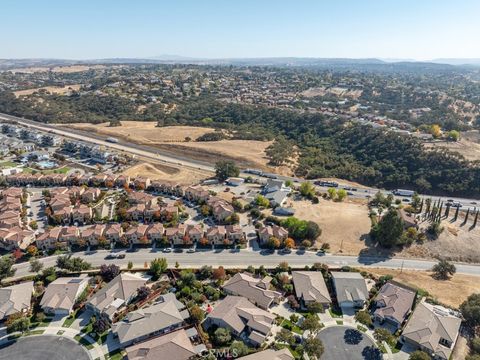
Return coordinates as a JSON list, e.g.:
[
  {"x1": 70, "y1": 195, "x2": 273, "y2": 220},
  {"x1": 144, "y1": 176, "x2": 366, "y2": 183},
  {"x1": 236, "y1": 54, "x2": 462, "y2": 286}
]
[
  {"x1": 117, "y1": 254, "x2": 126, "y2": 259},
  {"x1": 162, "y1": 248, "x2": 172, "y2": 253},
  {"x1": 187, "y1": 248, "x2": 195, "y2": 253},
  {"x1": 105, "y1": 253, "x2": 117, "y2": 259}
]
